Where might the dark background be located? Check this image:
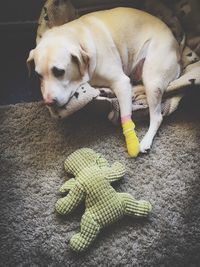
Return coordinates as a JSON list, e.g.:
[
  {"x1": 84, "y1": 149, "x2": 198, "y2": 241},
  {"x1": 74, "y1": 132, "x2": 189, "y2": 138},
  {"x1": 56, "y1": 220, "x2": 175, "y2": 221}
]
[{"x1": 0, "y1": 1, "x2": 43, "y2": 105}]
